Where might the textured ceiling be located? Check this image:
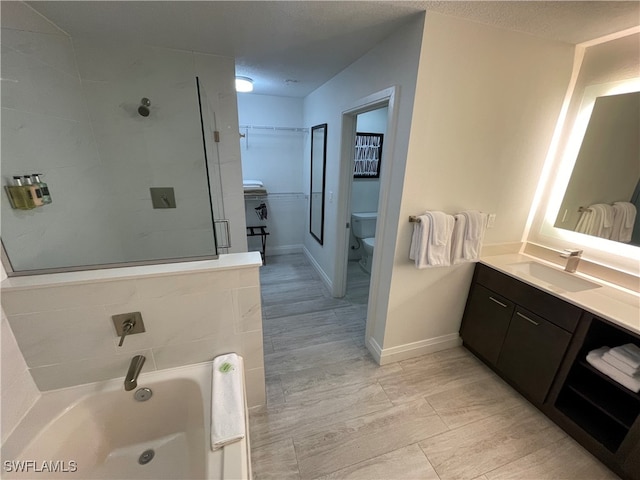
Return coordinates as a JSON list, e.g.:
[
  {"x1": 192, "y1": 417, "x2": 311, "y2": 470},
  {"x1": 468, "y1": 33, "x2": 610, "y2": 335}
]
[{"x1": 24, "y1": 1, "x2": 640, "y2": 97}]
